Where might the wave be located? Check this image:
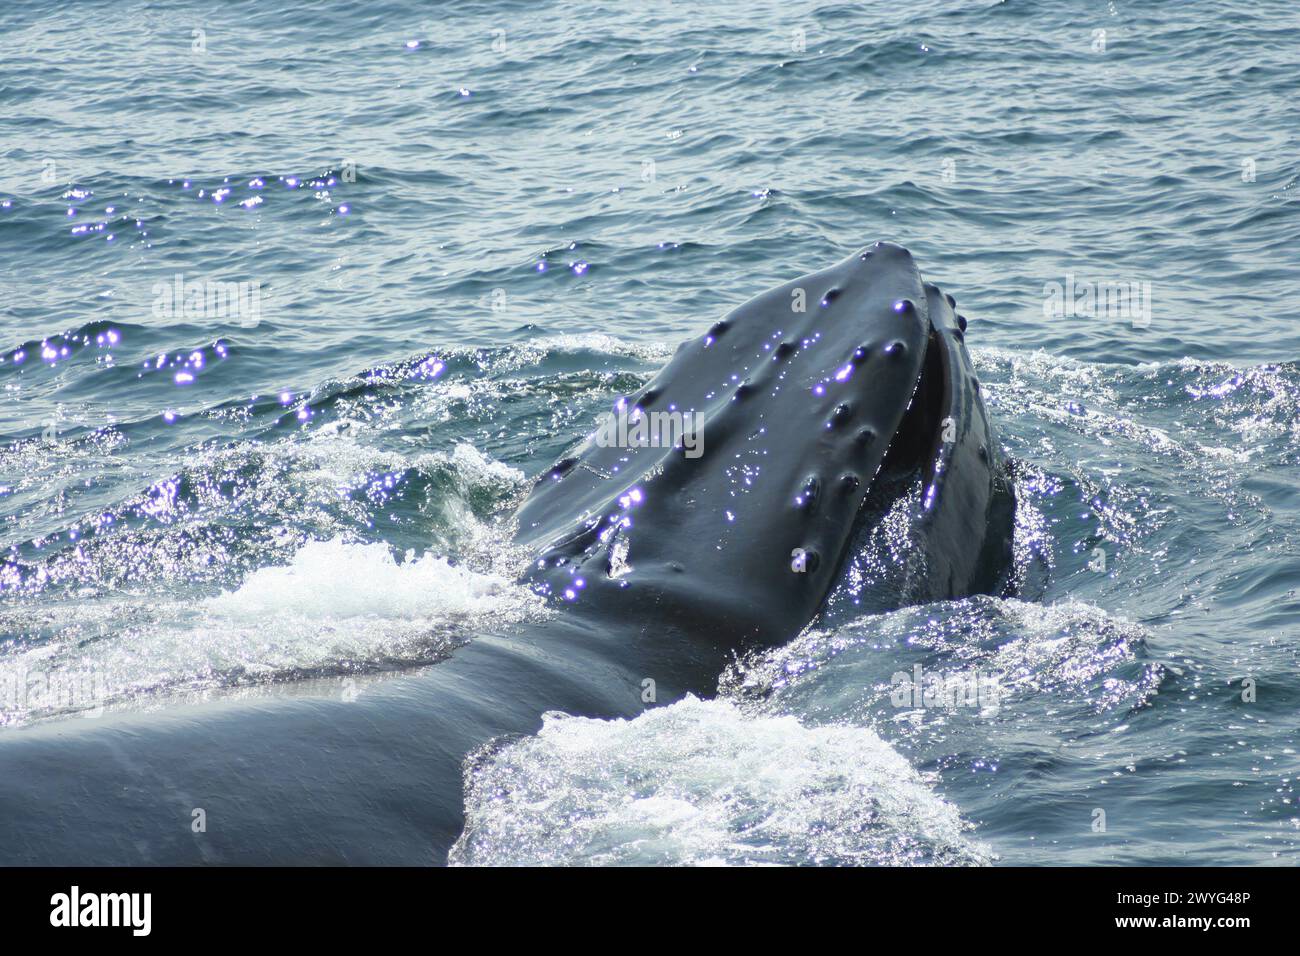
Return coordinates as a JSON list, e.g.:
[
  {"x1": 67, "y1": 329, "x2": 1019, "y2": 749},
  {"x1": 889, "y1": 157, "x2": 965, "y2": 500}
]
[{"x1": 451, "y1": 694, "x2": 990, "y2": 867}]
